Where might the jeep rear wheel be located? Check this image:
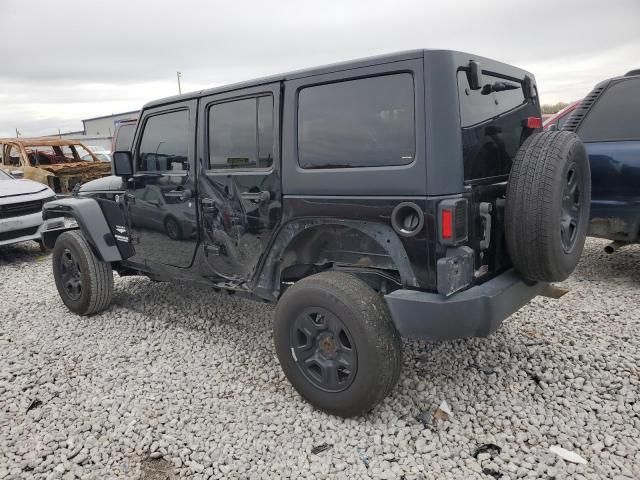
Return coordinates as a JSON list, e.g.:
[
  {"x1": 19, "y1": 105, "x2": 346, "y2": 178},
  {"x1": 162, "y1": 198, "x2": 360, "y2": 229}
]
[
  {"x1": 52, "y1": 230, "x2": 114, "y2": 316},
  {"x1": 273, "y1": 271, "x2": 402, "y2": 417},
  {"x1": 505, "y1": 131, "x2": 591, "y2": 282}
]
